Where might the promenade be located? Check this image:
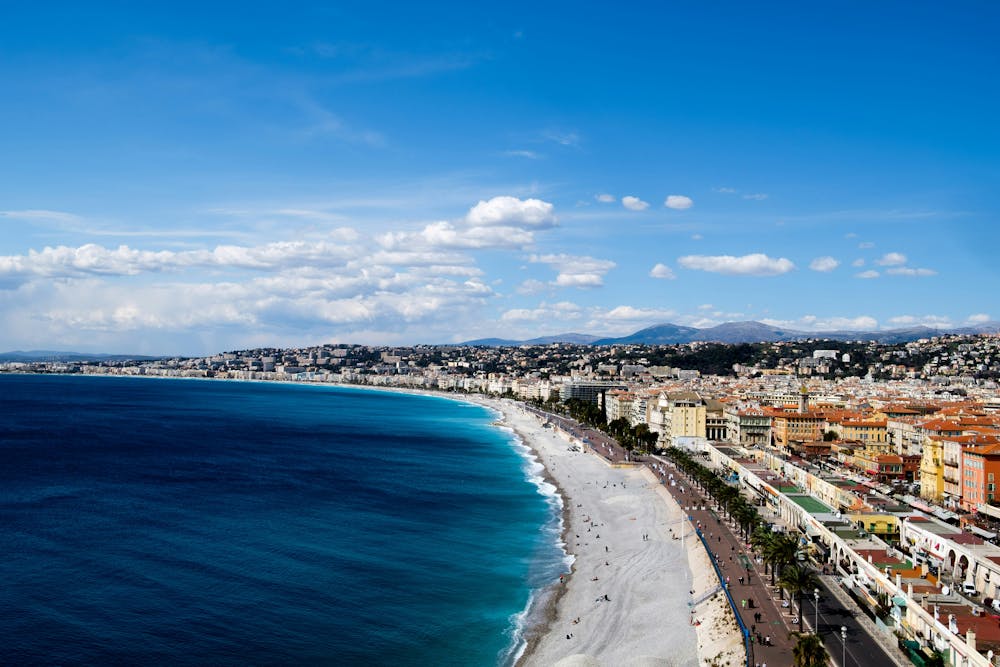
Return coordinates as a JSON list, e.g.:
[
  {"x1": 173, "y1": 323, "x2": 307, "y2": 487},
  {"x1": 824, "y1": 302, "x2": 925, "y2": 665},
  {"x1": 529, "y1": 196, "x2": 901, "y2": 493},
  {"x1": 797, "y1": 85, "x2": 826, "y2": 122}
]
[{"x1": 523, "y1": 405, "x2": 915, "y2": 666}]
